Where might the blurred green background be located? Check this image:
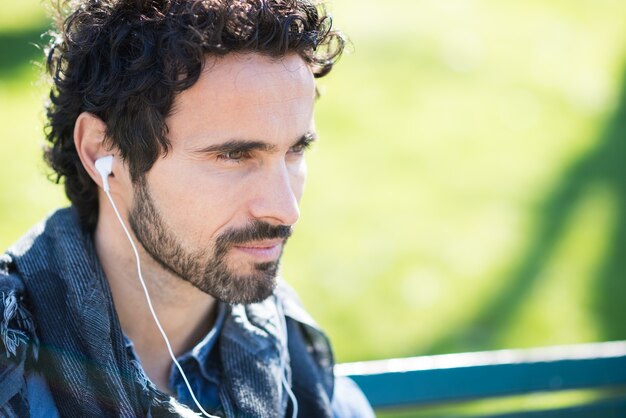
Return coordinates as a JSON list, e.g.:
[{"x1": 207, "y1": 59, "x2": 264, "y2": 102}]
[{"x1": 1, "y1": 0, "x2": 625, "y2": 375}]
